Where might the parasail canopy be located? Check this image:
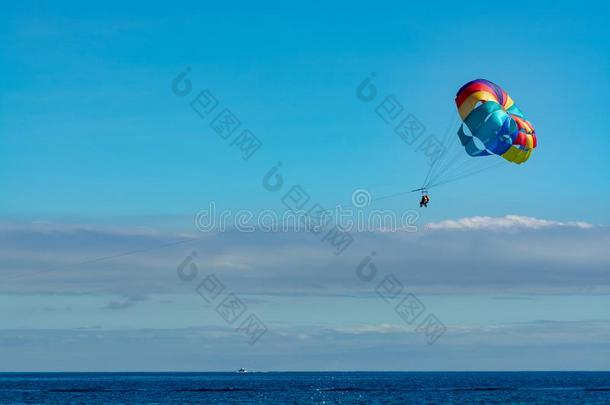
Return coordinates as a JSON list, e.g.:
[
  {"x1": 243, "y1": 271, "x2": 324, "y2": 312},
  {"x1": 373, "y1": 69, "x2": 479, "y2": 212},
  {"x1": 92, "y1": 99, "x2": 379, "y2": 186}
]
[{"x1": 455, "y1": 79, "x2": 537, "y2": 164}]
